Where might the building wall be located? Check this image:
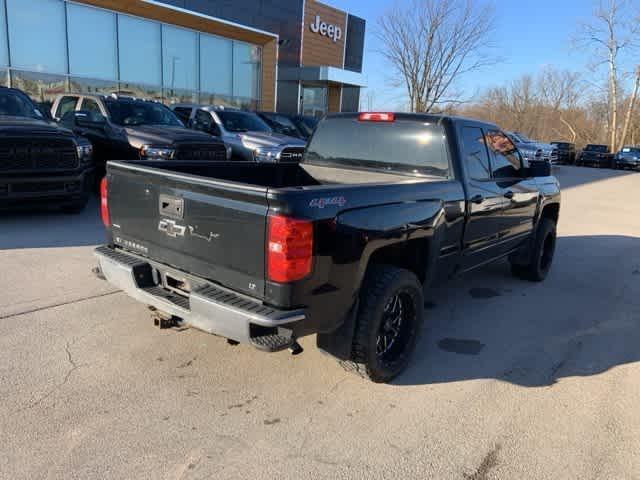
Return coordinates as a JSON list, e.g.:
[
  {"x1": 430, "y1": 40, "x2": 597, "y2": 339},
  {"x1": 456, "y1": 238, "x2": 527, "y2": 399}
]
[
  {"x1": 302, "y1": 0, "x2": 347, "y2": 69},
  {"x1": 328, "y1": 84, "x2": 342, "y2": 113},
  {"x1": 344, "y1": 15, "x2": 365, "y2": 73},
  {"x1": 341, "y1": 86, "x2": 360, "y2": 112}
]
